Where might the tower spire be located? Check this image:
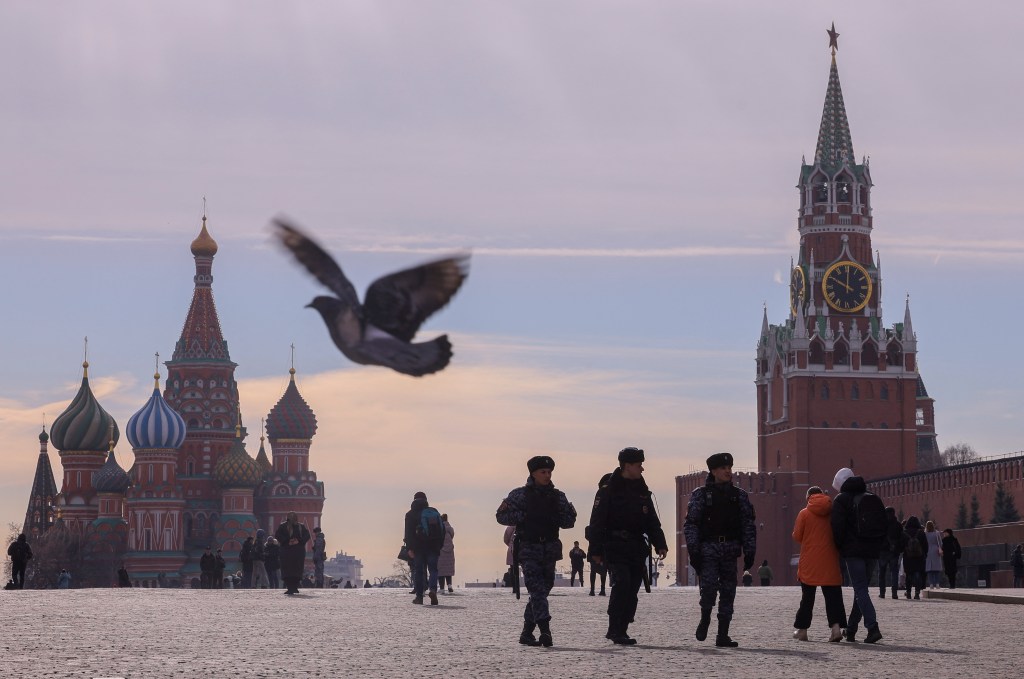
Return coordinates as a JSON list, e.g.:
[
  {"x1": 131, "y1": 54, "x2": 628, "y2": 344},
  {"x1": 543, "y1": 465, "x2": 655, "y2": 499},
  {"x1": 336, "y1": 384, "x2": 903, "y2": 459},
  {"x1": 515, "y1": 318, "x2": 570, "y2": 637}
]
[{"x1": 814, "y1": 24, "x2": 855, "y2": 170}]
